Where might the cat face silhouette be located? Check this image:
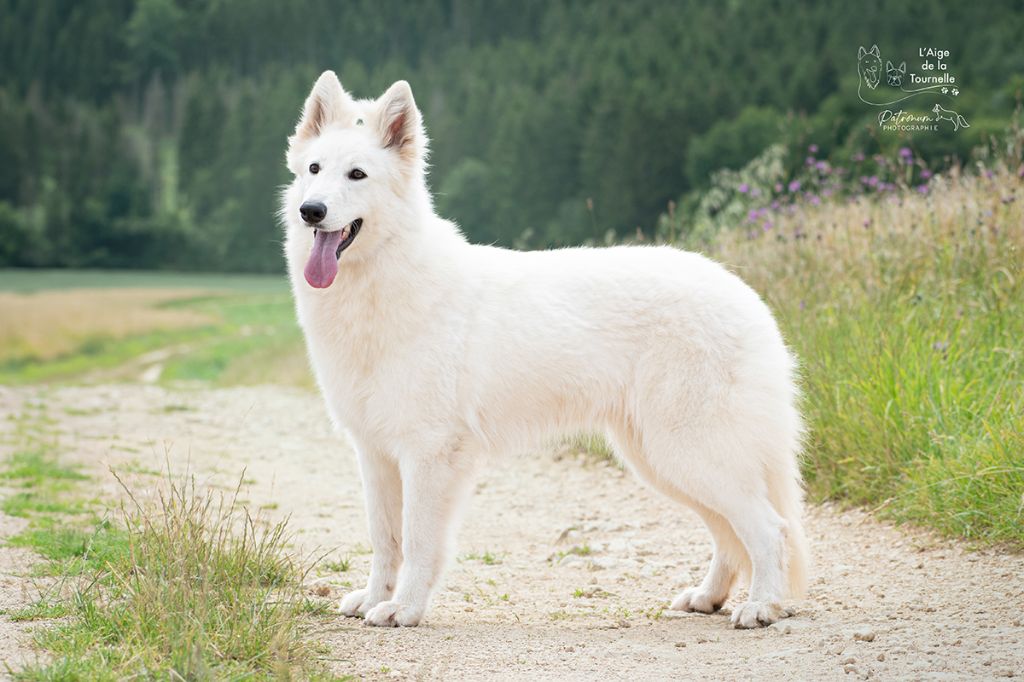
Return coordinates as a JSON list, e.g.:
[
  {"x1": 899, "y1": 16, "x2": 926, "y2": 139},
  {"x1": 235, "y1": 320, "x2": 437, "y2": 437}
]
[{"x1": 886, "y1": 60, "x2": 906, "y2": 87}]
